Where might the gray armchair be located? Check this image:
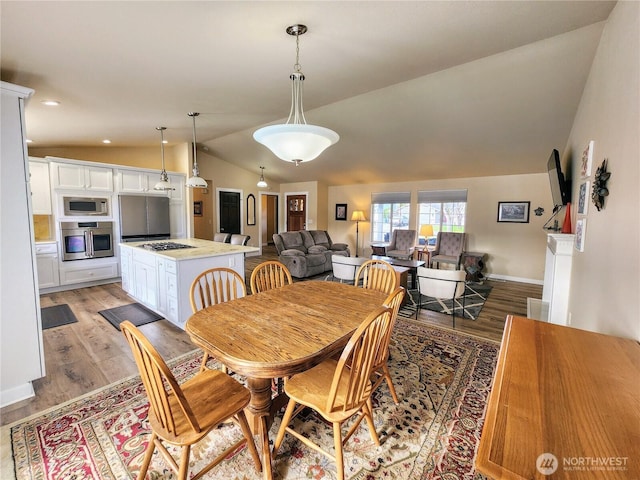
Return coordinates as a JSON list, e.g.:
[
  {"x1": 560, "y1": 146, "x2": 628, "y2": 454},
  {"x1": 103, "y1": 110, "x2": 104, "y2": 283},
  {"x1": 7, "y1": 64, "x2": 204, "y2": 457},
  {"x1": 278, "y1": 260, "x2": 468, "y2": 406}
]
[
  {"x1": 384, "y1": 229, "x2": 417, "y2": 260},
  {"x1": 429, "y1": 232, "x2": 466, "y2": 269}
]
